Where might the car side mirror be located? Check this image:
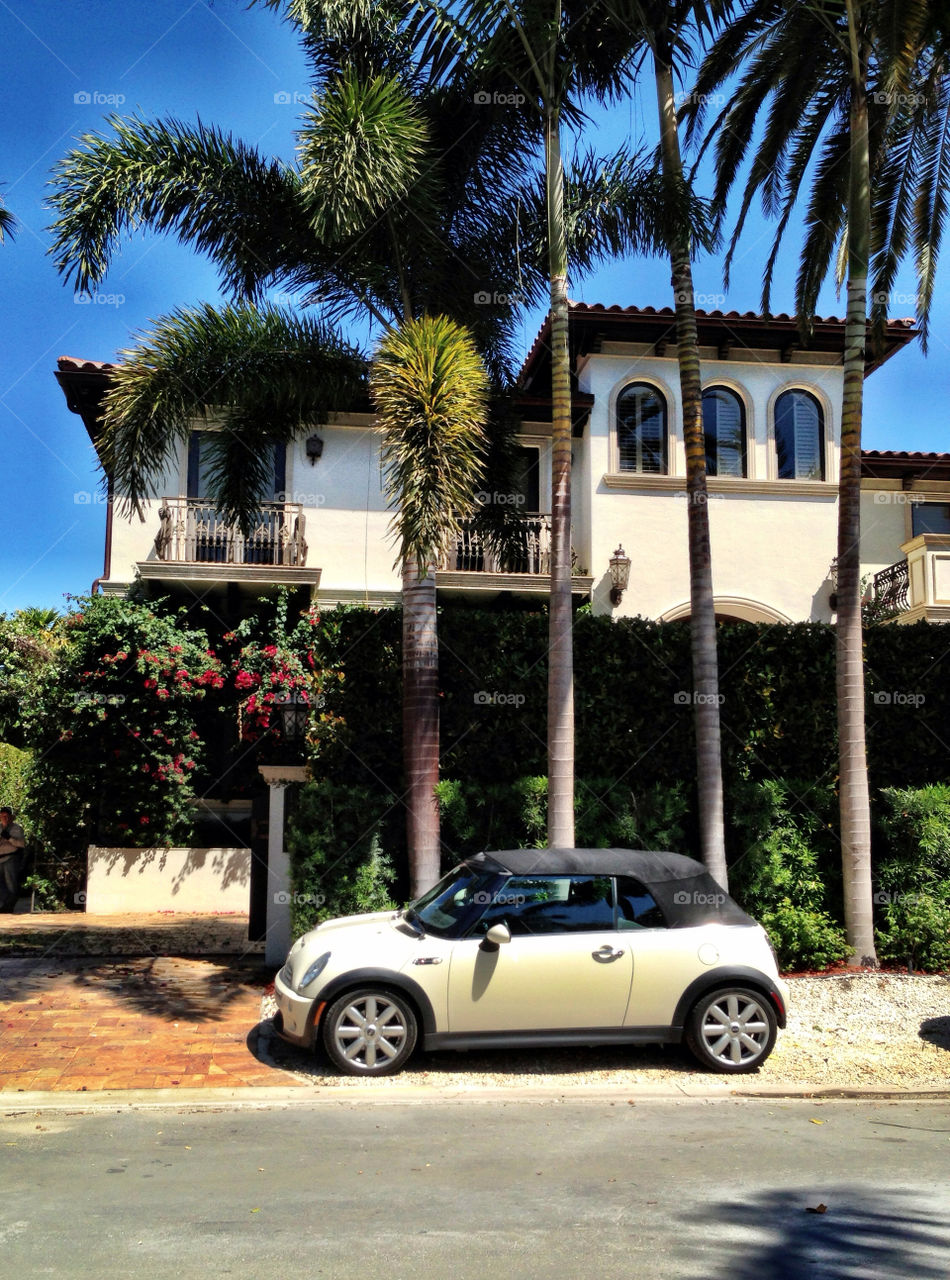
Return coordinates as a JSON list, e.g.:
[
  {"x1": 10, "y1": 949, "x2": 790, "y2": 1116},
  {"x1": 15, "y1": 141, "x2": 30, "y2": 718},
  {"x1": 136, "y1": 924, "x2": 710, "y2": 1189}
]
[{"x1": 480, "y1": 922, "x2": 512, "y2": 952}]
